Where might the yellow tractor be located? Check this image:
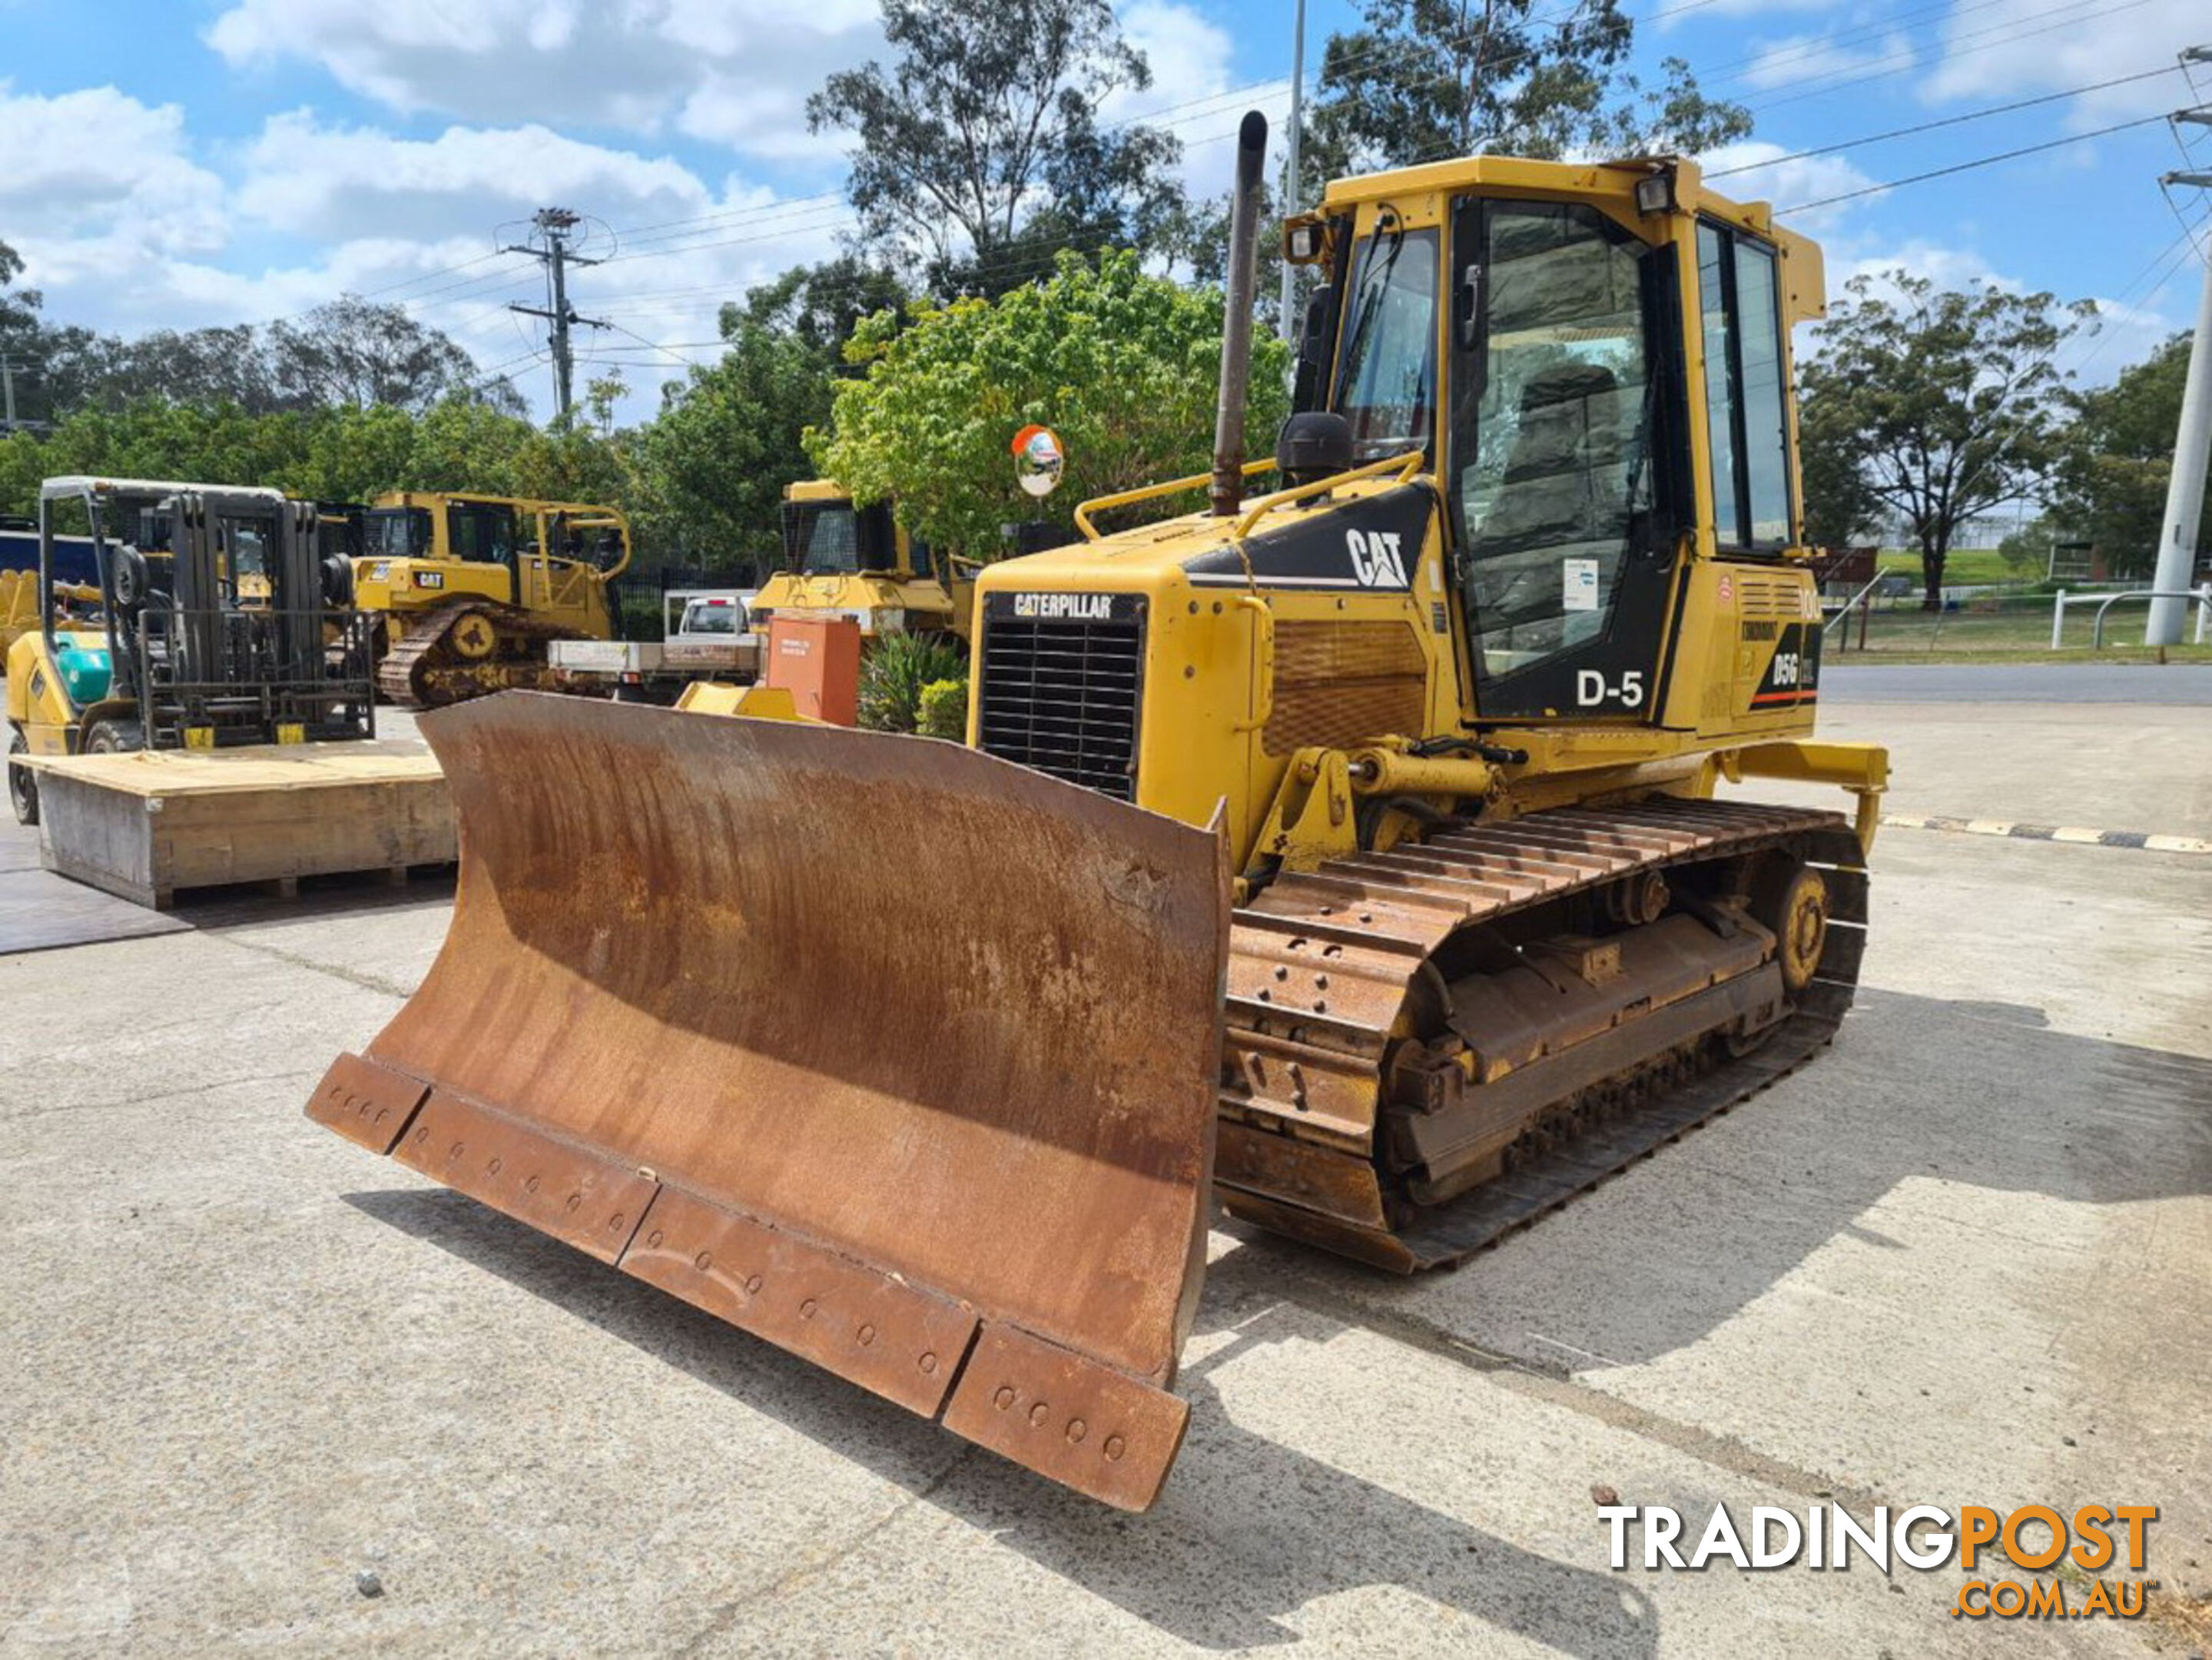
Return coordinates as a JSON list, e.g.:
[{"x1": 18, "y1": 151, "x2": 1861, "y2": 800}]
[
  {"x1": 749, "y1": 477, "x2": 971, "y2": 642},
  {"x1": 305, "y1": 117, "x2": 1886, "y2": 1511},
  {"x1": 350, "y1": 491, "x2": 631, "y2": 706}
]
